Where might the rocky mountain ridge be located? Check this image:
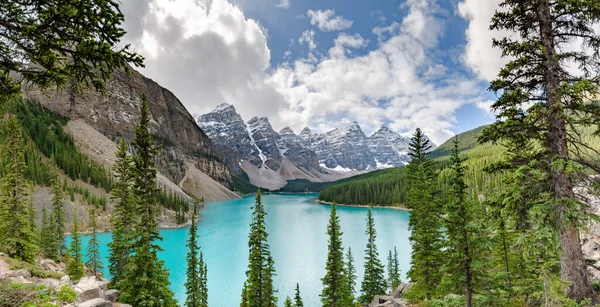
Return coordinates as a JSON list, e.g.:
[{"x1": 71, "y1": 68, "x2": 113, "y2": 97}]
[{"x1": 198, "y1": 104, "x2": 432, "y2": 189}]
